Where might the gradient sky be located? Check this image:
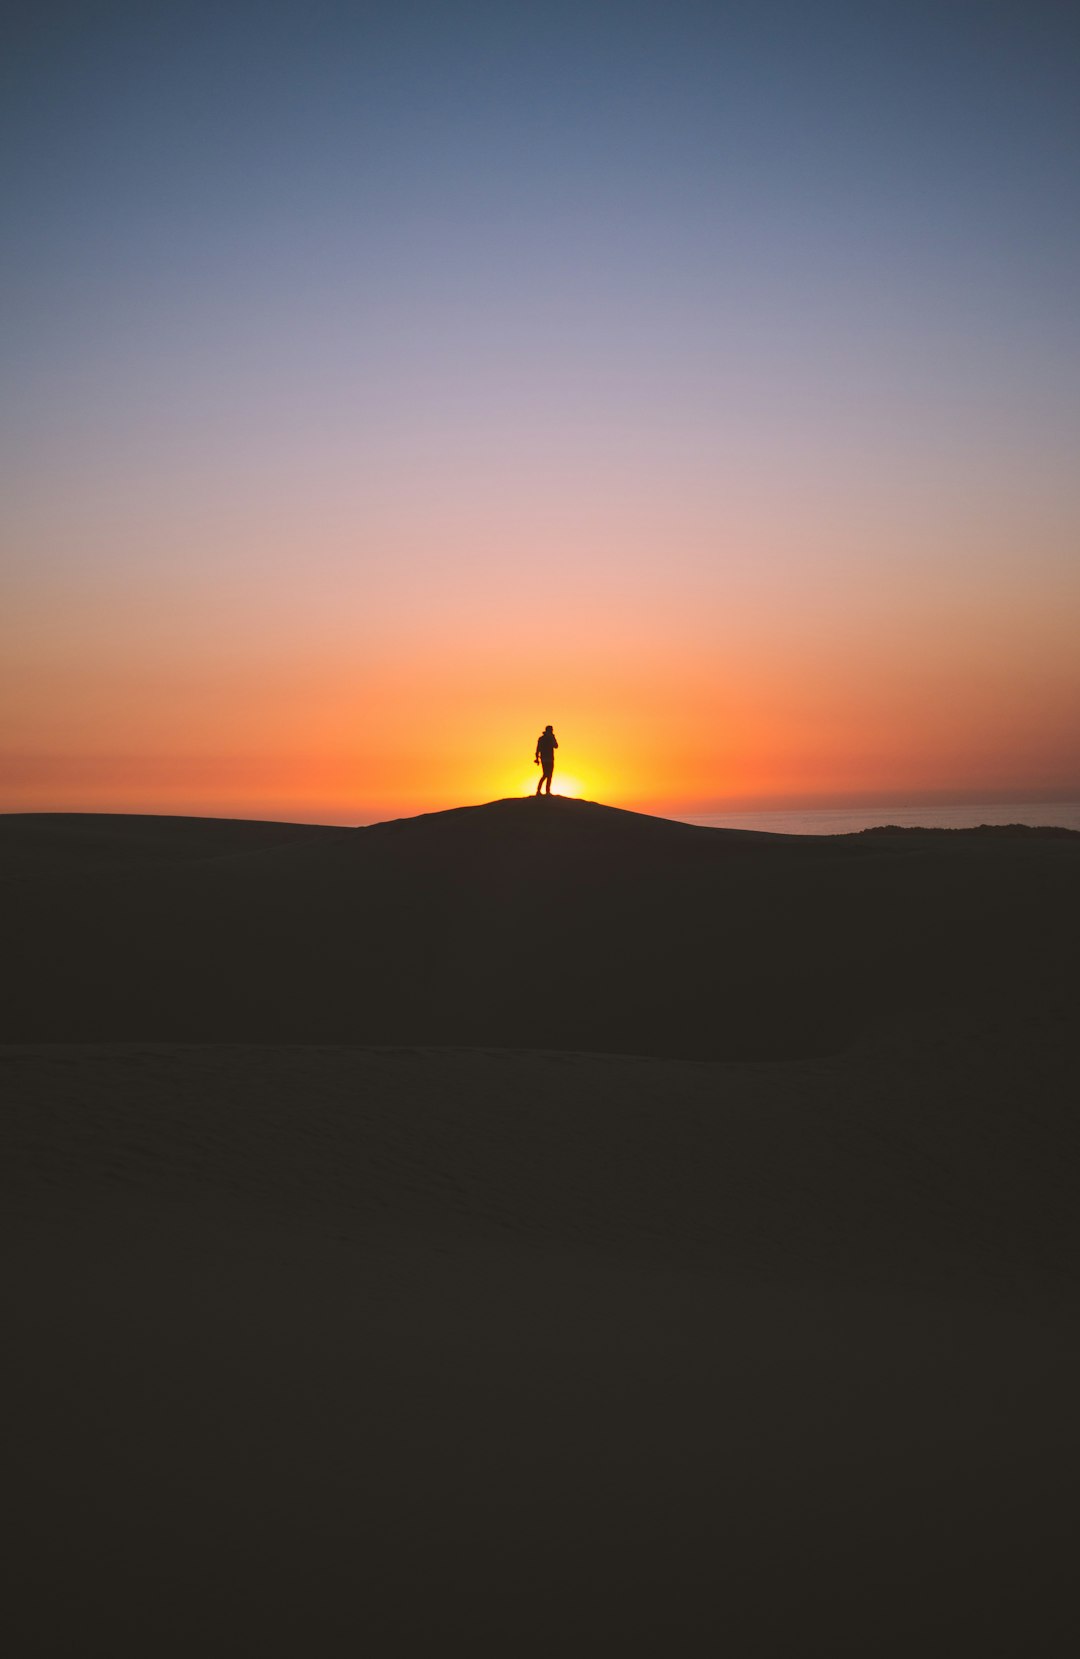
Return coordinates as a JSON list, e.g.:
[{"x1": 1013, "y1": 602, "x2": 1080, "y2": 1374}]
[{"x1": 3, "y1": 0, "x2": 1079, "y2": 821}]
